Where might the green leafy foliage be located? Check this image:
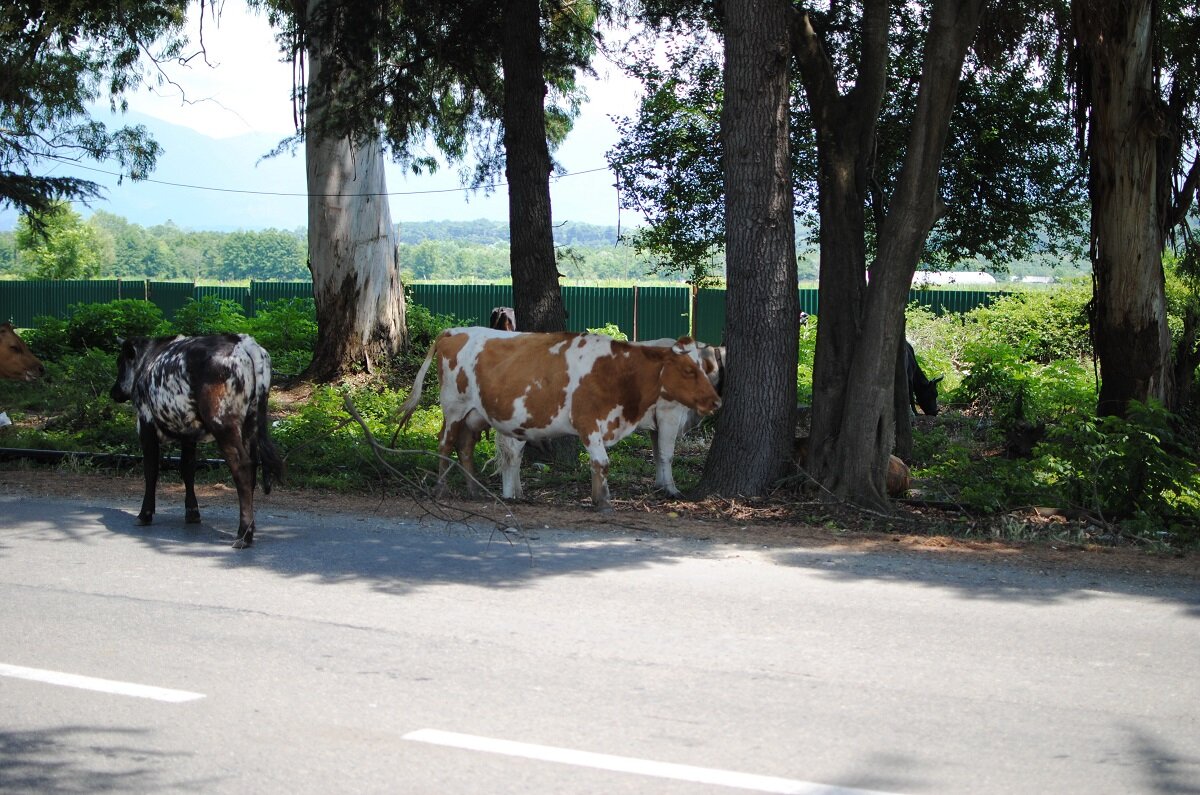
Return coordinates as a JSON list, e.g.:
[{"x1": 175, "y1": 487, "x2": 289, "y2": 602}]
[
  {"x1": 586, "y1": 323, "x2": 628, "y2": 341},
  {"x1": 964, "y1": 281, "x2": 1092, "y2": 363},
  {"x1": 21, "y1": 300, "x2": 165, "y2": 358},
  {"x1": 1036, "y1": 402, "x2": 1200, "y2": 541},
  {"x1": 170, "y1": 296, "x2": 249, "y2": 336}
]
